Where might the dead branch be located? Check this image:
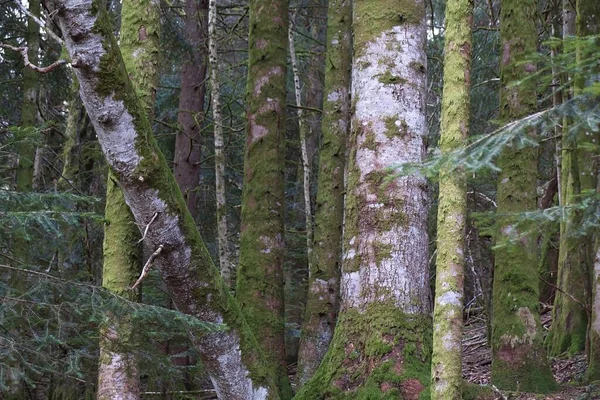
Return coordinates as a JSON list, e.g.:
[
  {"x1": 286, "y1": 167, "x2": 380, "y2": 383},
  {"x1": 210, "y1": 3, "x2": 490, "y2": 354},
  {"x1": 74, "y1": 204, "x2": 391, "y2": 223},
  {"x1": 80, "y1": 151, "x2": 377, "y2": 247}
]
[{"x1": 0, "y1": 43, "x2": 67, "y2": 73}]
